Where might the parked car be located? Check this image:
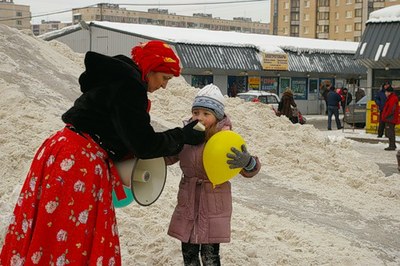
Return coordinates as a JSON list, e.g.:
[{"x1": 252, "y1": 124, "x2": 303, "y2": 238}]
[
  {"x1": 237, "y1": 90, "x2": 280, "y2": 109},
  {"x1": 344, "y1": 95, "x2": 367, "y2": 128}
]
